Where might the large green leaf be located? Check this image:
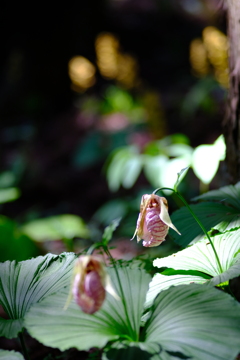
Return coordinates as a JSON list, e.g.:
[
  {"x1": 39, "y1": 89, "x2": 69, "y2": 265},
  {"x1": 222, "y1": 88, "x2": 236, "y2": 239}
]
[
  {"x1": 149, "y1": 229, "x2": 240, "y2": 304},
  {"x1": 169, "y1": 202, "x2": 240, "y2": 247},
  {"x1": 0, "y1": 252, "x2": 76, "y2": 338},
  {"x1": 144, "y1": 284, "x2": 240, "y2": 360},
  {"x1": 170, "y1": 182, "x2": 240, "y2": 247},
  {"x1": 25, "y1": 268, "x2": 151, "y2": 351},
  {"x1": 145, "y1": 273, "x2": 206, "y2": 309},
  {"x1": 0, "y1": 350, "x2": 24, "y2": 360},
  {"x1": 193, "y1": 181, "x2": 240, "y2": 208},
  {"x1": 21, "y1": 214, "x2": 89, "y2": 242},
  {"x1": 154, "y1": 229, "x2": 240, "y2": 276}
]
